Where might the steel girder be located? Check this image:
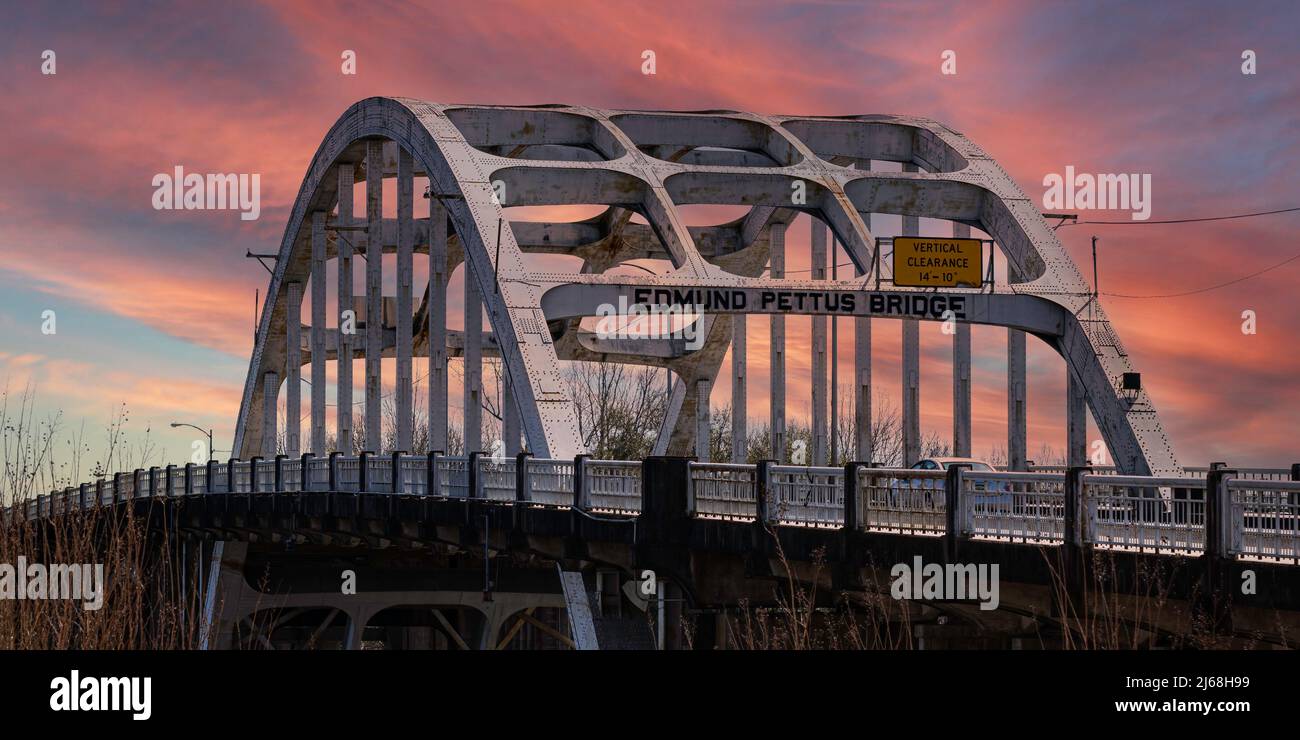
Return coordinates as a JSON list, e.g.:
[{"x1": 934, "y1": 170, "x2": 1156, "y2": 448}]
[{"x1": 233, "y1": 97, "x2": 1179, "y2": 476}]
